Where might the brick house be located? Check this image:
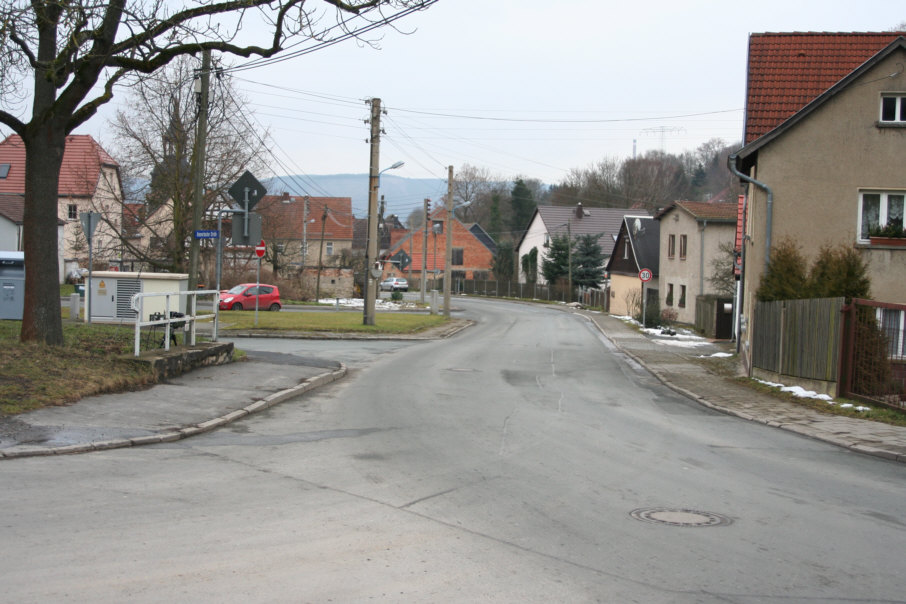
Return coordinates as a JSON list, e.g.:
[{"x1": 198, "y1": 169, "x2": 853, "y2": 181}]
[
  {"x1": 0, "y1": 134, "x2": 124, "y2": 281},
  {"x1": 731, "y1": 32, "x2": 906, "y2": 369},
  {"x1": 381, "y1": 206, "x2": 495, "y2": 283}
]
